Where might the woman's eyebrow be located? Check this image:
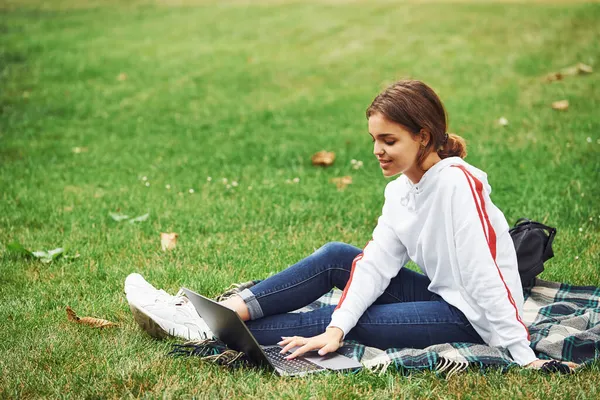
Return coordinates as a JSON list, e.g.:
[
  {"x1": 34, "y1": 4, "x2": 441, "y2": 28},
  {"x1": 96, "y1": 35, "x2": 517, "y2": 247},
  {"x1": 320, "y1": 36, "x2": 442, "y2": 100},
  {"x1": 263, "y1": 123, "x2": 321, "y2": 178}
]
[{"x1": 369, "y1": 133, "x2": 395, "y2": 138}]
